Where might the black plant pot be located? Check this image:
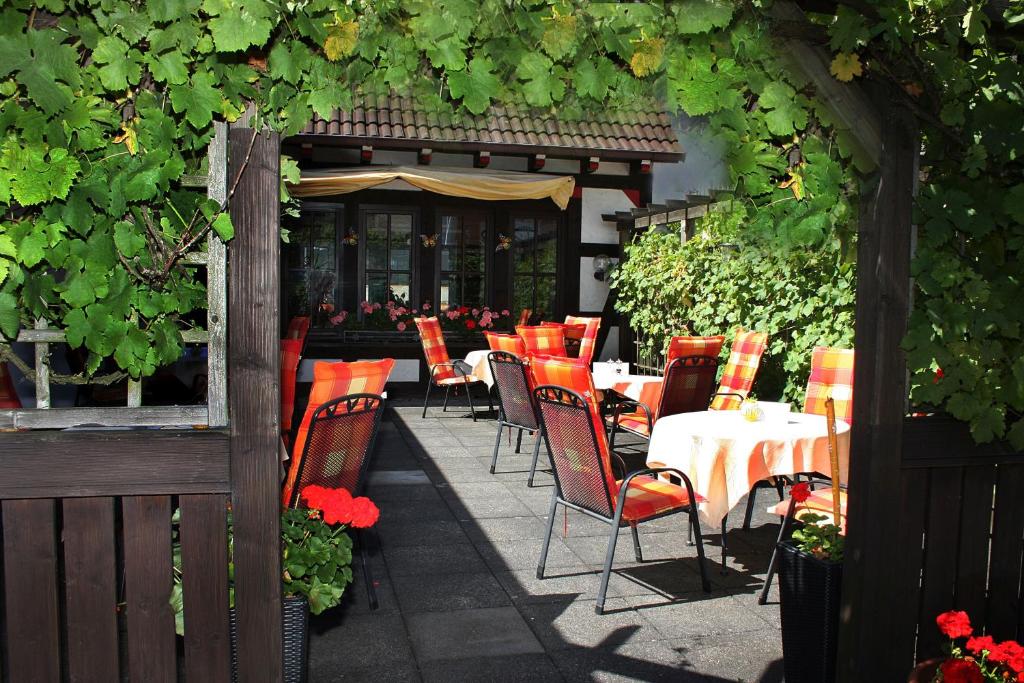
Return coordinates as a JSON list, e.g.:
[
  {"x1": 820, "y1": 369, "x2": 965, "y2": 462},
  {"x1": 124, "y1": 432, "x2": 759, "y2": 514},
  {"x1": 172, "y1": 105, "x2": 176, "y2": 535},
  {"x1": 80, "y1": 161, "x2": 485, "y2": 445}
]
[
  {"x1": 230, "y1": 595, "x2": 309, "y2": 683},
  {"x1": 777, "y1": 541, "x2": 843, "y2": 683}
]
